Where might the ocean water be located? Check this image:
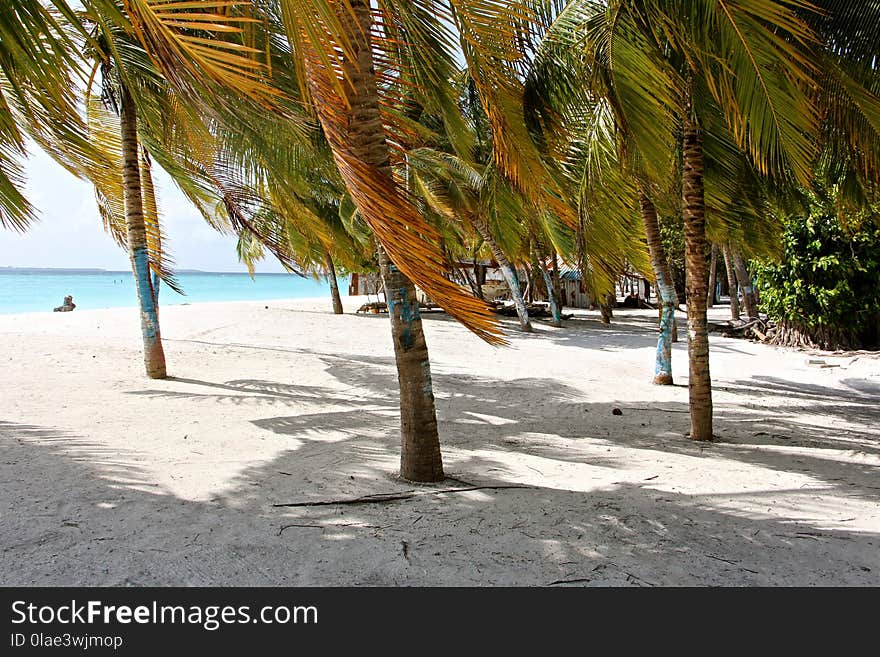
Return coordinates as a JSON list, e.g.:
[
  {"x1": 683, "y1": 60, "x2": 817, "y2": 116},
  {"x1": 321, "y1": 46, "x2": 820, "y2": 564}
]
[{"x1": 0, "y1": 270, "x2": 348, "y2": 314}]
